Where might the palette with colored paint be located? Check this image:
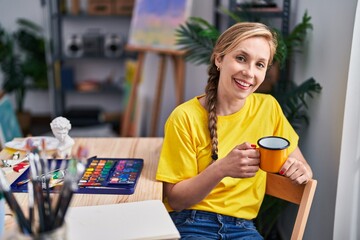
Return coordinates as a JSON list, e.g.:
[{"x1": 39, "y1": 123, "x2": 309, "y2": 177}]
[
  {"x1": 11, "y1": 158, "x2": 144, "y2": 195},
  {"x1": 78, "y1": 158, "x2": 144, "y2": 192},
  {"x1": 108, "y1": 160, "x2": 143, "y2": 185}
]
